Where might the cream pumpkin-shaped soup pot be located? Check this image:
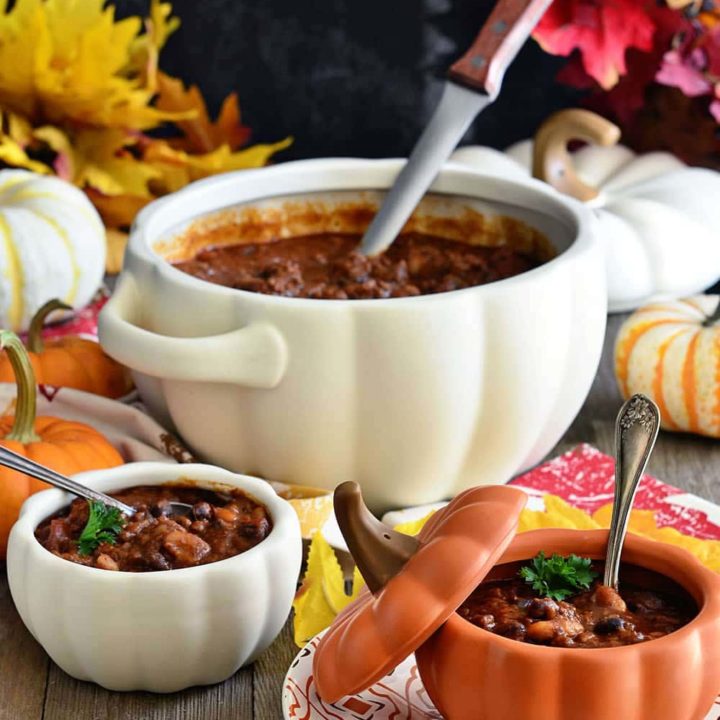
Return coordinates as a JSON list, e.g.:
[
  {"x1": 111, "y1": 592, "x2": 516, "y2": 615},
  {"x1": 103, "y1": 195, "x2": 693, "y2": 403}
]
[
  {"x1": 98, "y1": 159, "x2": 606, "y2": 511},
  {"x1": 7, "y1": 462, "x2": 302, "y2": 692}
]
